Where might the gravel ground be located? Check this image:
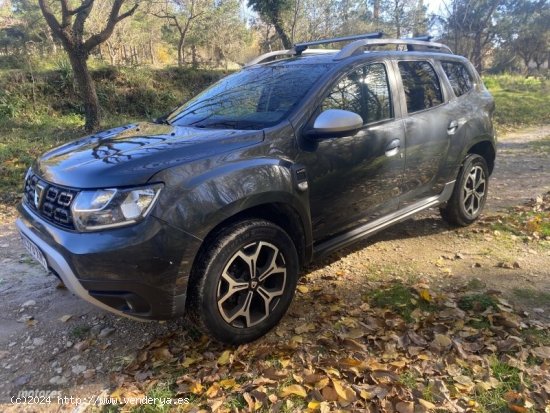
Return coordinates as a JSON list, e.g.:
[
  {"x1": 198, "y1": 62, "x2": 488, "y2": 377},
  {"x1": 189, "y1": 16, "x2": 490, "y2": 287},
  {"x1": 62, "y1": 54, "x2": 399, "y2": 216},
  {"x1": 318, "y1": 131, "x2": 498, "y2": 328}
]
[{"x1": 0, "y1": 125, "x2": 548, "y2": 411}]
